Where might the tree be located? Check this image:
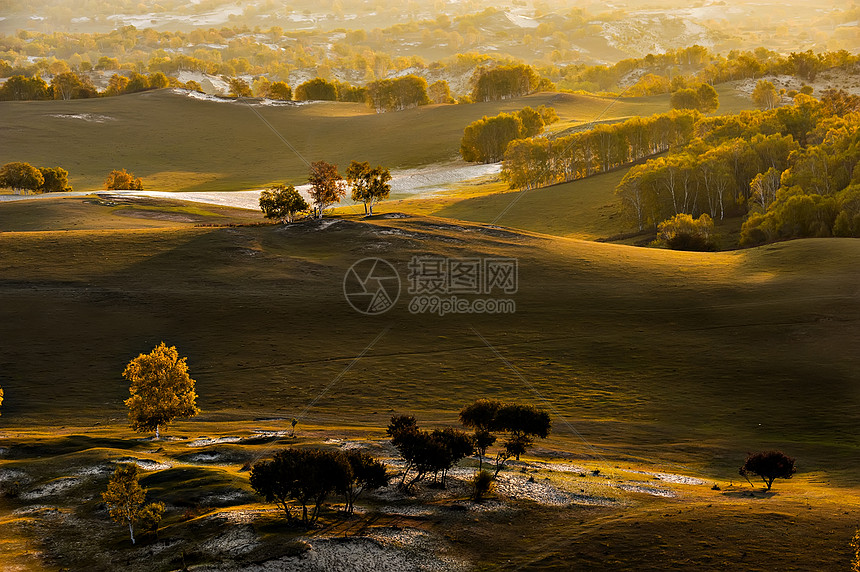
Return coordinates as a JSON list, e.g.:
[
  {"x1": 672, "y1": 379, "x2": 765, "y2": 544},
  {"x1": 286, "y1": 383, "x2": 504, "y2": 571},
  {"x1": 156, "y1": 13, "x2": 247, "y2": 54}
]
[
  {"x1": 387, "y1": 415, "x2": 473, "y2": 489},
  {"x1": 671, "y1": 84, "x2": 719, "y2": 113},
  {"x1": 105, "y1": 74, "x2": 130, "y2": 96},
  {"x1": 123, "y1": 342, "x2": 200, "y2": 439},
  {"x1": 147, "y1": 72, "x2": 169, "y2": 89},
  {"x1": 428, "y1": 80, "x2": 455, "y2": 104},
  {"x1": 696, "y1": 83, "x2": 719, "y2": 113},
  {"x1": 0, "y1": 385, "x2": 3, "y2": 416},
  {"x1": 739, "y1": 451, "x2": 796, "y2": 490},
  {"x1": 307, "y1": 160, "x2": 346, "y2": 218},
  {"x1": 0, "y1": 75, "x2": 52, "y2": 101},
  {"x1": 0, "y1": 162, "x2": 44, "y2": 194},
  {"x1": 460, "y1": 113, "x2": 524, "y2": 163},
  {"x1": 267, "y1": 81, "x2": 292, "y2": 101},
  {"x1": 493, "y1": 404, "x2": 552, "y2": 467},
  {"x1": 470, "y1": 64, "x2": 540, "y2": 102},
  {"x1": 346, "y1": 161, "x2": 392, "y2": 215},
  {"x1": 102, "y1": 463, "x2": 146, "y2": 545},
  {"x1": 250, "y1": 448, "x2": 351, "y2": 526},
  {"x1": 105, "y1": 169, "x2": 143, "y2": 191},
  {"x1": 459, "y1": 399, "x2": 501, "y2": 470},
  {"x1": 226, "y1": 77, "x2": 252, "y2": 97},
  {"x1": 259, "y1": 184, "x2": 308, "y2": 223},
  {"x1": 51, "y1": 72, "x2": 97, "y2": 100},
  {"x1": 343, "y1": 450, "x2": 387, "y2": 514},
  {"x1": 366, "y1": 75, "x2": 431, "y2": 112},
  {"x1": 294, "y1": 78, "x2": 338, "y2": 101},
  {"x1": 38, "y1": 167, "x2": 72, "y2": 193},
  {"x1": 752, "y1": 80, "x2": 780, "y2": 110}
]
